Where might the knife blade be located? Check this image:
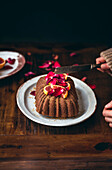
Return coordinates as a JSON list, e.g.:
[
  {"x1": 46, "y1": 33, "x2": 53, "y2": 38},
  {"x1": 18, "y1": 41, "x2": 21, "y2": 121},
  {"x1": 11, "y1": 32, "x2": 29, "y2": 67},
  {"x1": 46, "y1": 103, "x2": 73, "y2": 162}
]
[{"x1": 54, "y1": 64, "x2": 101, "y2": 74}]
